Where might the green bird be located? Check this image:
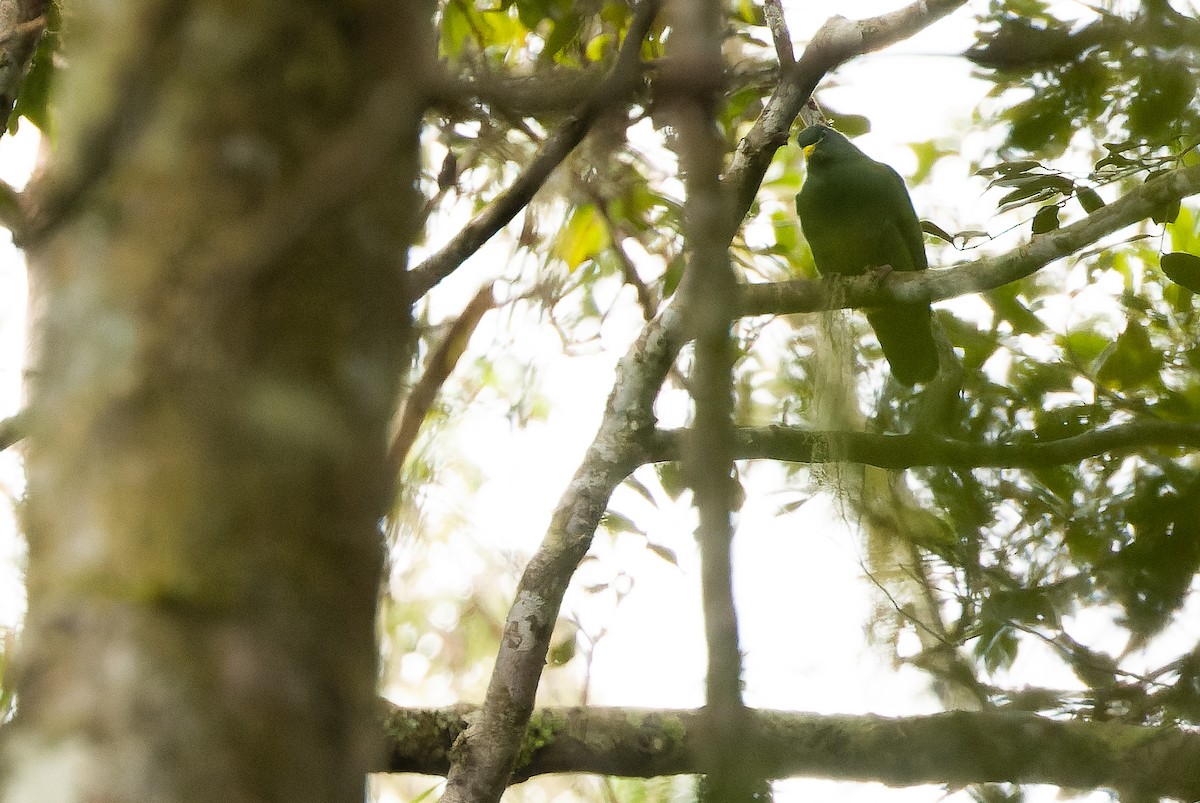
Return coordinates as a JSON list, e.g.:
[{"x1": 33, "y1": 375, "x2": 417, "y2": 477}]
[{"x1": 794, "y1": 124, "x2": 938, "y2": 386}]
